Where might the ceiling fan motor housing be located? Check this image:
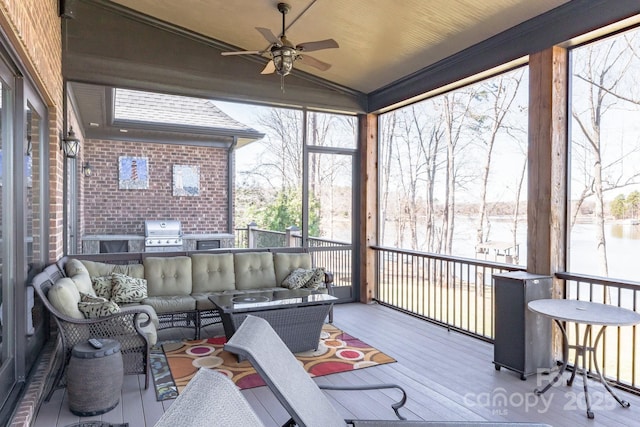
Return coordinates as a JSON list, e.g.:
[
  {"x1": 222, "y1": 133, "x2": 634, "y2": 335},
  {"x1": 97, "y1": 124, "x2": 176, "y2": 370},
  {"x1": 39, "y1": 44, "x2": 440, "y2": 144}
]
[{"x1": 272, "y1": 45, "x2": 296, "y2": 76}]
